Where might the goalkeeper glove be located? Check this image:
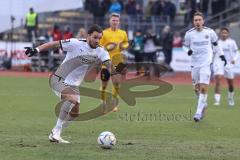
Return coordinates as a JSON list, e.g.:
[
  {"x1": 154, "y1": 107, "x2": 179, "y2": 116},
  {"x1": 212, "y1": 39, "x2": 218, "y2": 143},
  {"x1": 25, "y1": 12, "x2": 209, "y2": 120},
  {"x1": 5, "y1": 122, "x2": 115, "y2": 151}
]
[
  {"x1": 219, "y1": 55, "x2": 227, "y2": 66},
  {"x1": 24, "y1": 47, "x2": 39, "y2": 57},
  {"x1": 100, "y1": 68, "x2": 110, "y2": 81}
]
